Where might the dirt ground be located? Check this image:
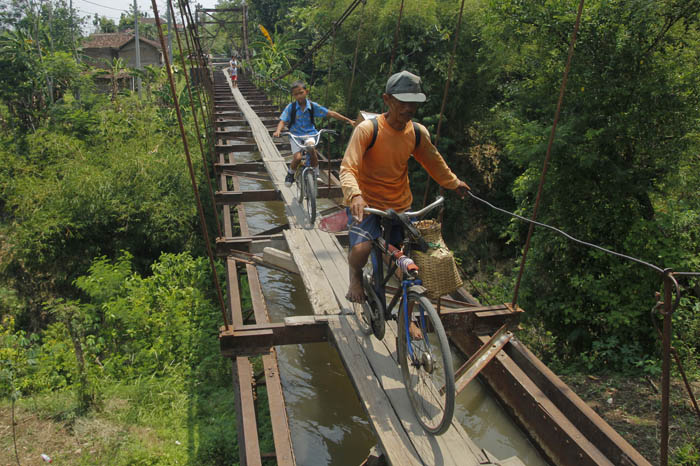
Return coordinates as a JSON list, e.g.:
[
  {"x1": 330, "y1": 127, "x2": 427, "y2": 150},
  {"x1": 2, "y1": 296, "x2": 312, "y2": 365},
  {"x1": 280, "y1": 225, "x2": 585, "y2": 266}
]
[{"x1": 560, "y1": 373, "x2": 700, "y2": 465}]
